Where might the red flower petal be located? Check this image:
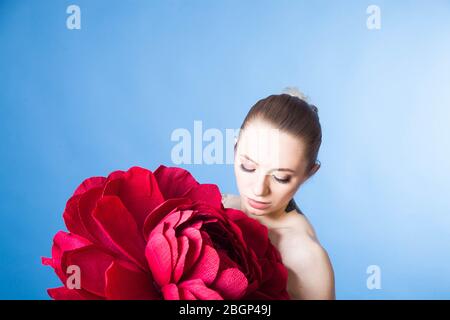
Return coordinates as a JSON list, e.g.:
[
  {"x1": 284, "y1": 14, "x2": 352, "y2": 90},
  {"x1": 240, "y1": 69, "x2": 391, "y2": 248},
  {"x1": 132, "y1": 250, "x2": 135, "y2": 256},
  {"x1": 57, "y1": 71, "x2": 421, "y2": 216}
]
[
  {"x1": 63, "y1": 194, "x2": 93, "y2": 241},
  {"x1": 153, "y1": 165, "x2": 199, "y2": 199},
  {"x1": 179, "y1": 288, "x2": 197, "y2": 300},
  {"x1": 47, "y1": 286, "x2": 102, "y2": 300},
  {"x1": 43, "y1": 231, "x2": 92, "y2": 283},
  {"x1": 258, "y1": 260, "x2": 289, "y2": 294},
  {"x1": 244, "y1": 290, "x2": 274, "y2": 300},
  {"x1": 64, "y1": 245, "x2": 115, "y2": 297},
  {"x1": 200, "y1": 230, "x2": 214, "y2": 247},
  {"x1": 183, "y1": 184, "x2": 223, "y2": 209},
  {"x1": 227, "y1": 208, "x2": 269, "y2": 258},
  {"x1": 77, "y1": 187, "x2": 119, "y2": 249},
  {"x1": 143, "y1": 198, "x2": 192, "y2": 240},
  {"x1": 73, "y1": 176, "x2": 107, "y2": 197},
  {"x1": 105, "y1": 260, "x2": 159, "y2": 300},
  {"x1": 45, "y1": 165, "x2": 291, "y2": 301},
  {"x1": 92, "y1": 196, "x2": 147, "y2": 270},
  {"x1": 216, "y1": 249, "x2": 239, "y2": 270},
  {"x1": 102, "y1": 166, "x2": 165, "y2": 230}
]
